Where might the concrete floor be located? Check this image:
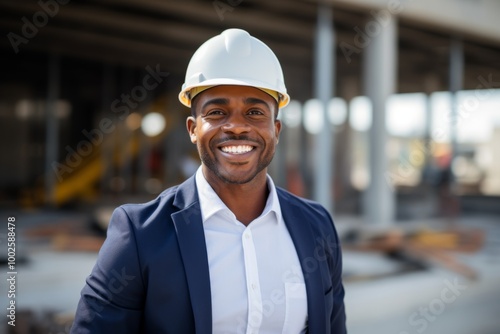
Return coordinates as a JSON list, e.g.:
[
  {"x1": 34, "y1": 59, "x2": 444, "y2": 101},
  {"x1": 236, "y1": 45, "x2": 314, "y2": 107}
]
[
  {"x1": 1, "y1": 211, "x2": 499, "y2": 333},
  {"x1": 340, "y1": 214, "x2": 500, "y2": 334}
]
